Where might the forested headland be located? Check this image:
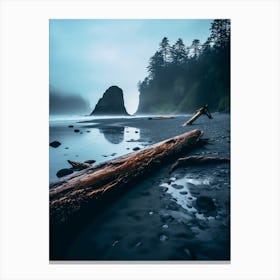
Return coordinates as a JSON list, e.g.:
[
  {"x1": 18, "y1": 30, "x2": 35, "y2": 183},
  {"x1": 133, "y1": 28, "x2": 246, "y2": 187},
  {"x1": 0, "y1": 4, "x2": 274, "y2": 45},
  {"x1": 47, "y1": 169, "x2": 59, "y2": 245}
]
[{"x1": 136, "y1": 19, "x2": 230, "y2": 114}]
